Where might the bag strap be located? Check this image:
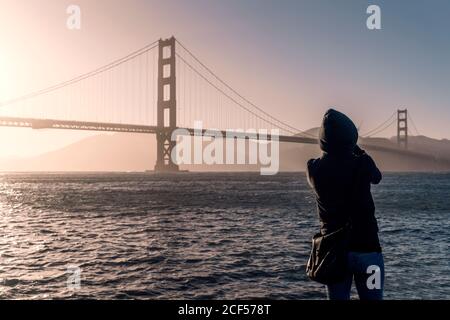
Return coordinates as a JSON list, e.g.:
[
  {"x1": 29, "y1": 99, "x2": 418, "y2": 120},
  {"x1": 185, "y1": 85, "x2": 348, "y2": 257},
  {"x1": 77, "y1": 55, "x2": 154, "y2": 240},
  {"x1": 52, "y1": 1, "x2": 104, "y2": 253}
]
[{"x1": 346, "y1": 153, "x2": 364, "y2": 225}]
